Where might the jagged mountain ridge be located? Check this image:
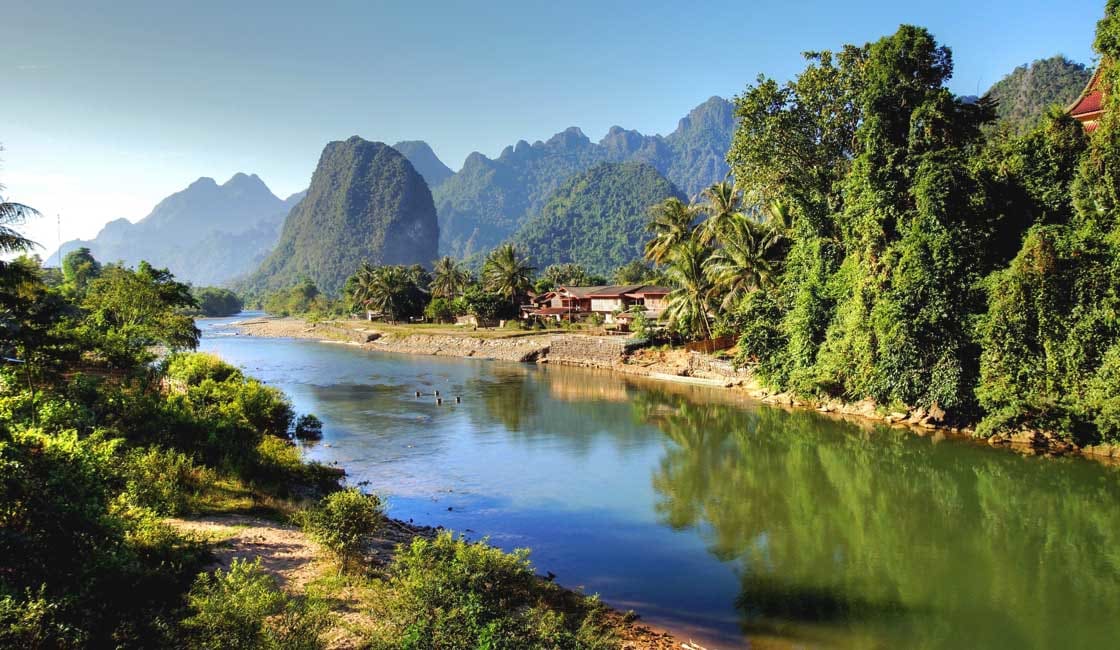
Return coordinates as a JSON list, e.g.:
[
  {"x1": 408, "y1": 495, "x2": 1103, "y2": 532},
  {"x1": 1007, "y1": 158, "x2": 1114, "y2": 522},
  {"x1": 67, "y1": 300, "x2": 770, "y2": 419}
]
[
  {"x1": 433, "y1": 96, "x2": 736, "y2": 259},
  {"x1": 52, "y1": 173, "x2": 296, "y2": 286}
]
